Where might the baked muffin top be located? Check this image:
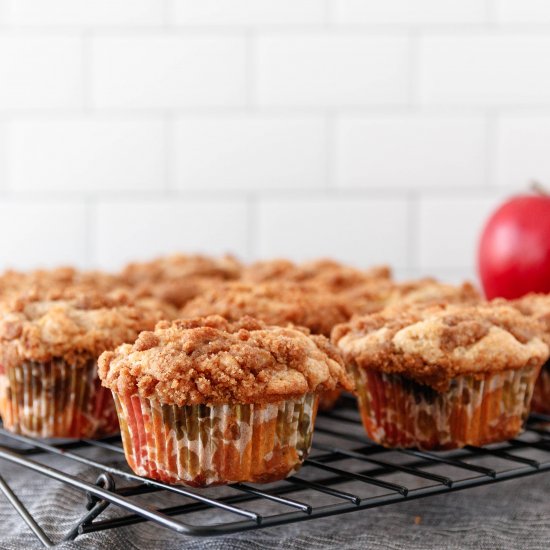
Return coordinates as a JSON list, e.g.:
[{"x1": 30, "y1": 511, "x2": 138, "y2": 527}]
[
  {"x1": 99, "y1": 315, "x2": 352, "y2": 405},
  {"x1": 0, "y1": 292, "x2": 162, "y2": 368},
  {"x1": 509, "y1": 293, "x2": 550, "y2": 342},
  {"x1": 130, "y1": 276, "x2": 221, "y2": 309},
  {"x1": 242, "y1": 258, "x2": 391, "y2": 292},
  {"x1": 119, "y1": 254, "x2": 241, "y2": 307},
  {"x1": 120, "y1": 254, "x2": 242, "y2": 285},
  {"x1": 181, "y1": 281, "x2": 351, "y2": 336},
  {"x1": 397, "y1": 279, "x2": 480, "y2": 305},
  {"x1": 0, "y1": 267, "x2": 122, "y2": 300},
  {"x1": 107, "y1": 287, "x2": 180, "y2": 321},
  {"x1": 332, "y1": 302, "x2": 549, "y2": 391},
  {"x1": 344, "y1": 279, "x2": 480, "y2": 315}
]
